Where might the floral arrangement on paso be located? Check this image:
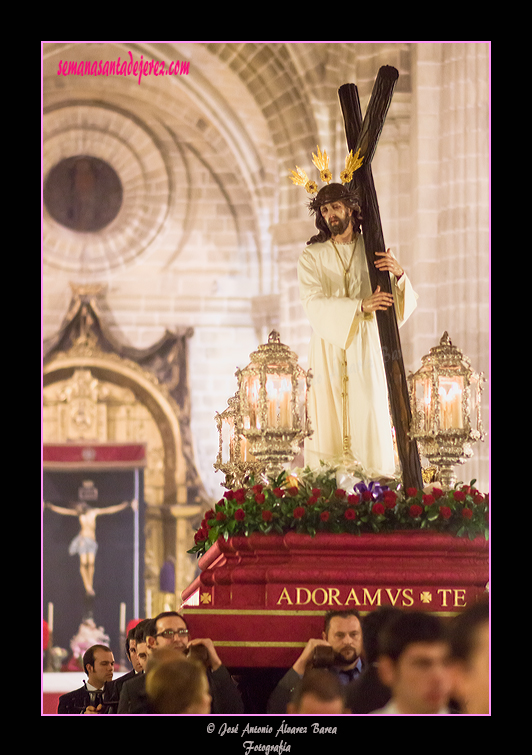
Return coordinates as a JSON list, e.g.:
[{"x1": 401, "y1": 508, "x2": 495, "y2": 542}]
[{"x1": 188, "y1": 466, "x2": 489, "y2": 558}]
